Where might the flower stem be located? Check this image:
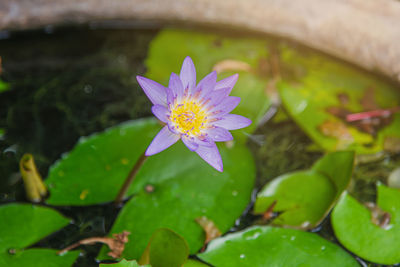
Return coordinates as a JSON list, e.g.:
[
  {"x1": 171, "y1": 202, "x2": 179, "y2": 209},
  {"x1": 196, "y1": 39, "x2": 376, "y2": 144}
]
[{"x1": 114, "y1": 152, "x2": 148, "y2": 206}]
